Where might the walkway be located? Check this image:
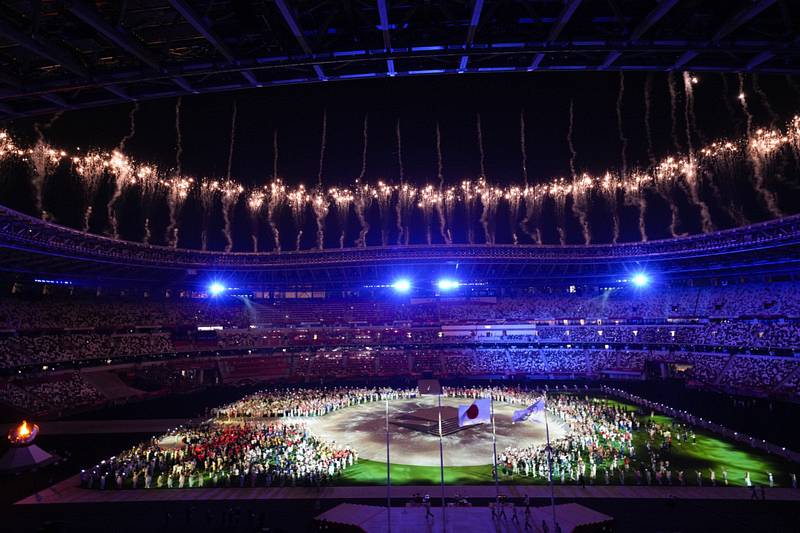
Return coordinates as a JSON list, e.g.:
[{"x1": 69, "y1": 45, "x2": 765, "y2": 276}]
[
  {"x1": 0, "y1": 419, "x2": 191, "y2": 436},
  {"x1": 16, "y1": 475, "x2": 800, "y2": 505}
]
